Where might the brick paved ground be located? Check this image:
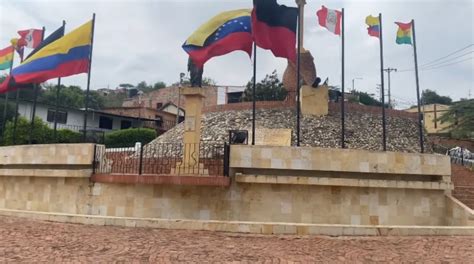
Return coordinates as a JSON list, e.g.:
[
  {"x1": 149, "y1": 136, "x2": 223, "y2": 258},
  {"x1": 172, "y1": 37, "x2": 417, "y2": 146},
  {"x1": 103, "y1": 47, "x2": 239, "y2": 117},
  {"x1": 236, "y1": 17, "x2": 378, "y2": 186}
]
[{"x1": 1, "y1": 216, "x2": 473, "y2": 263}]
